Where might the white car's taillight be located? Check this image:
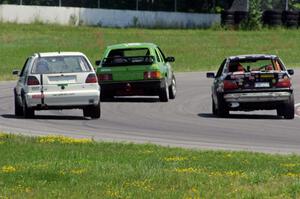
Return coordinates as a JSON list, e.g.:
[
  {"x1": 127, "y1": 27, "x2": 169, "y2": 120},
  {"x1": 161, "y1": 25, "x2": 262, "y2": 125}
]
[
  {"x1": 27, "y1": 76, "x2": 40, "y2": 85},
  {"x1": 85, "y1": 74, "x2": 98, "y2": 83}
]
